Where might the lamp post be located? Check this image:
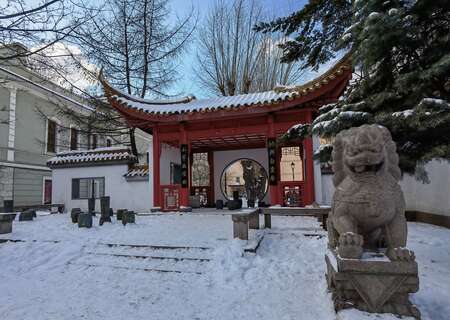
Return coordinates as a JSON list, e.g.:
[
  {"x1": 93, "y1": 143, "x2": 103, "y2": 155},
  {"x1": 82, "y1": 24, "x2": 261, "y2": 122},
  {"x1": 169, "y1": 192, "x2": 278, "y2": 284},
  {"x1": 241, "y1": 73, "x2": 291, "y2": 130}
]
[{"x1": 291, "y1": 161, "x2": 295, "y2": 181}]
